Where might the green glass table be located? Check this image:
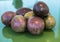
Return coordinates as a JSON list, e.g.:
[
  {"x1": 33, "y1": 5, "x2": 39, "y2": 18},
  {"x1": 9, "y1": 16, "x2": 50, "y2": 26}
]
[{"x1": 0, "y1": 0, "x2": 60, "y2": 42}]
